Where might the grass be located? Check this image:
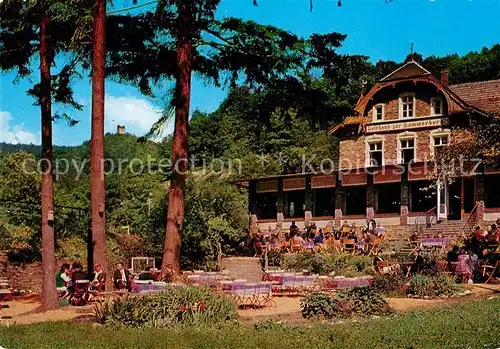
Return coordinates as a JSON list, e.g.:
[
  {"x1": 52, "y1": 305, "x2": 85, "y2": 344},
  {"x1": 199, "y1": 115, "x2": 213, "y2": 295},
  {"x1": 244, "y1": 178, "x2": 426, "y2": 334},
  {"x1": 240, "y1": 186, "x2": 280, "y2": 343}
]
[{"x1": 0, "y1": 298, "x2": 499, "y2": 349}]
